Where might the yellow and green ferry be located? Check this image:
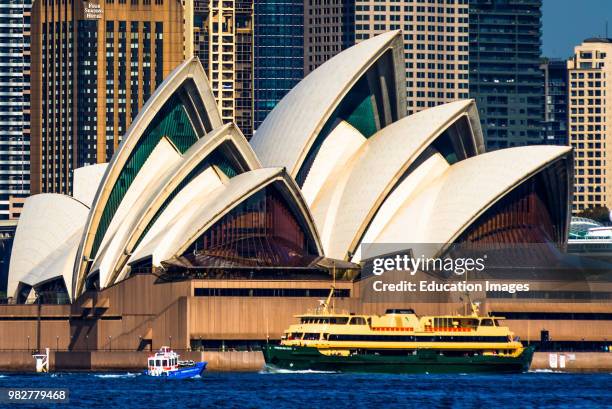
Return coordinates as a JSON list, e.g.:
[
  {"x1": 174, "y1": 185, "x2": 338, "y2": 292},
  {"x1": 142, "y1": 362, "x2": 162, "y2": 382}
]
[{"x1": 263, "y1": 289, "x2": 534, "y2": 373}]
